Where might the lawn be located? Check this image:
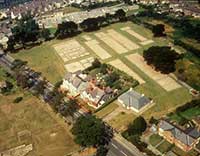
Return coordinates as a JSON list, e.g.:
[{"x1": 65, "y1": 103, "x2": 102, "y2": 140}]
[
  {"x1": 108, "y1": 111, "x2": 136, "y2": 132},
  {"x1": 95, "y1": 102, "x2": 119, "y2": 118},
  {"x1": 0, "y1": 69, "x2": 79, "y2": 155},
  {"x1": 11, "y1": 41, "x2": 66, "y2": 84},
  {"x1": 156, "y1": 140, "x2": 173, "y2": 154},
  {"x1": 172, "y1": 146, "x2": 199, "y2": 156},
  {"x1": 149, "y1": 134, "x2": 163, "y2": 146}
]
